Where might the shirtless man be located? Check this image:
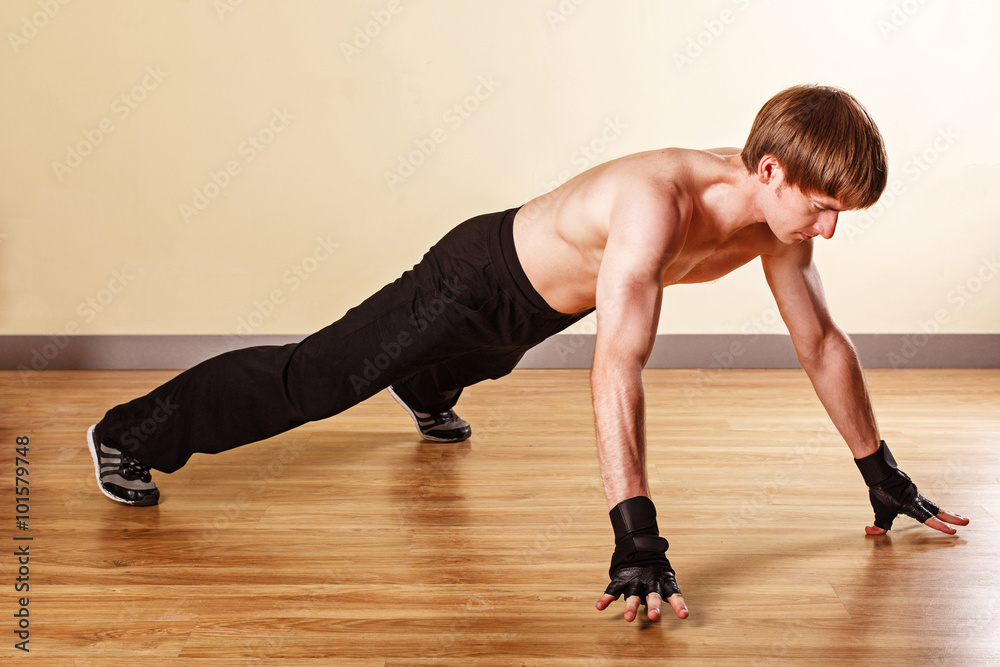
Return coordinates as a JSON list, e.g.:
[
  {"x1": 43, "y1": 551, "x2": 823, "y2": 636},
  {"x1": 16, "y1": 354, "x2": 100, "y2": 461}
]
[{"x1": 87, "y1": 84, "x2": 969, "y2": 623}]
